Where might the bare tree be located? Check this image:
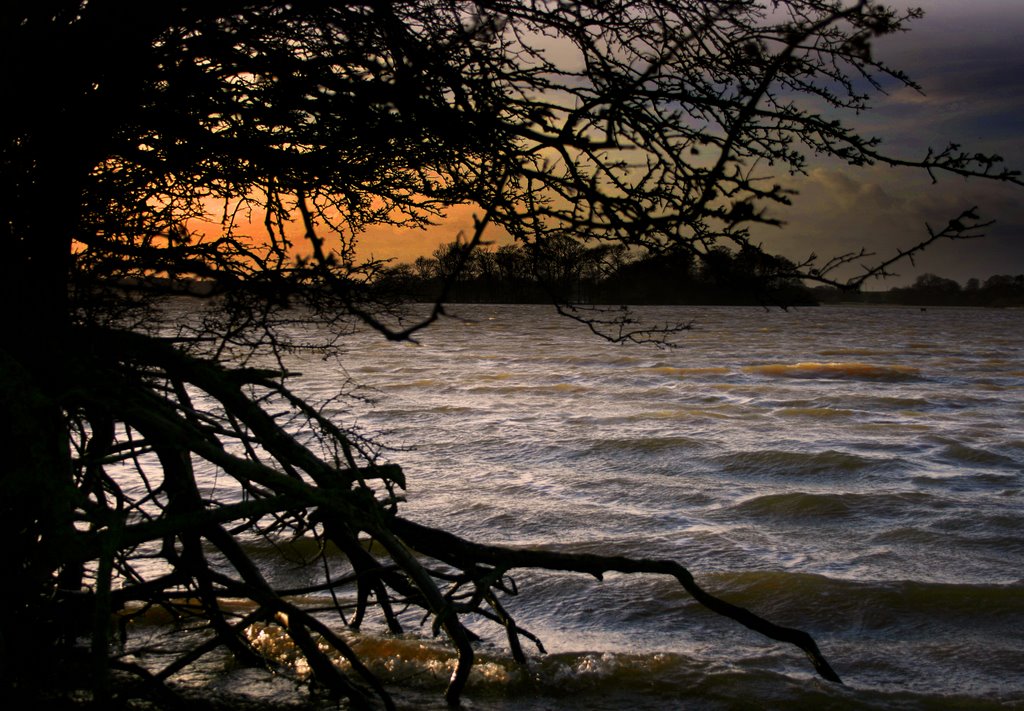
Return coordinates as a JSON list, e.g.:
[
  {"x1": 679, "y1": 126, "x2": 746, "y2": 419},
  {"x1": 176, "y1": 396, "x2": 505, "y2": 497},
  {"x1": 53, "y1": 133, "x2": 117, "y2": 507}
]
[{"x1": 1, "y1": 1, "x2": 1019, "y2": 708}]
